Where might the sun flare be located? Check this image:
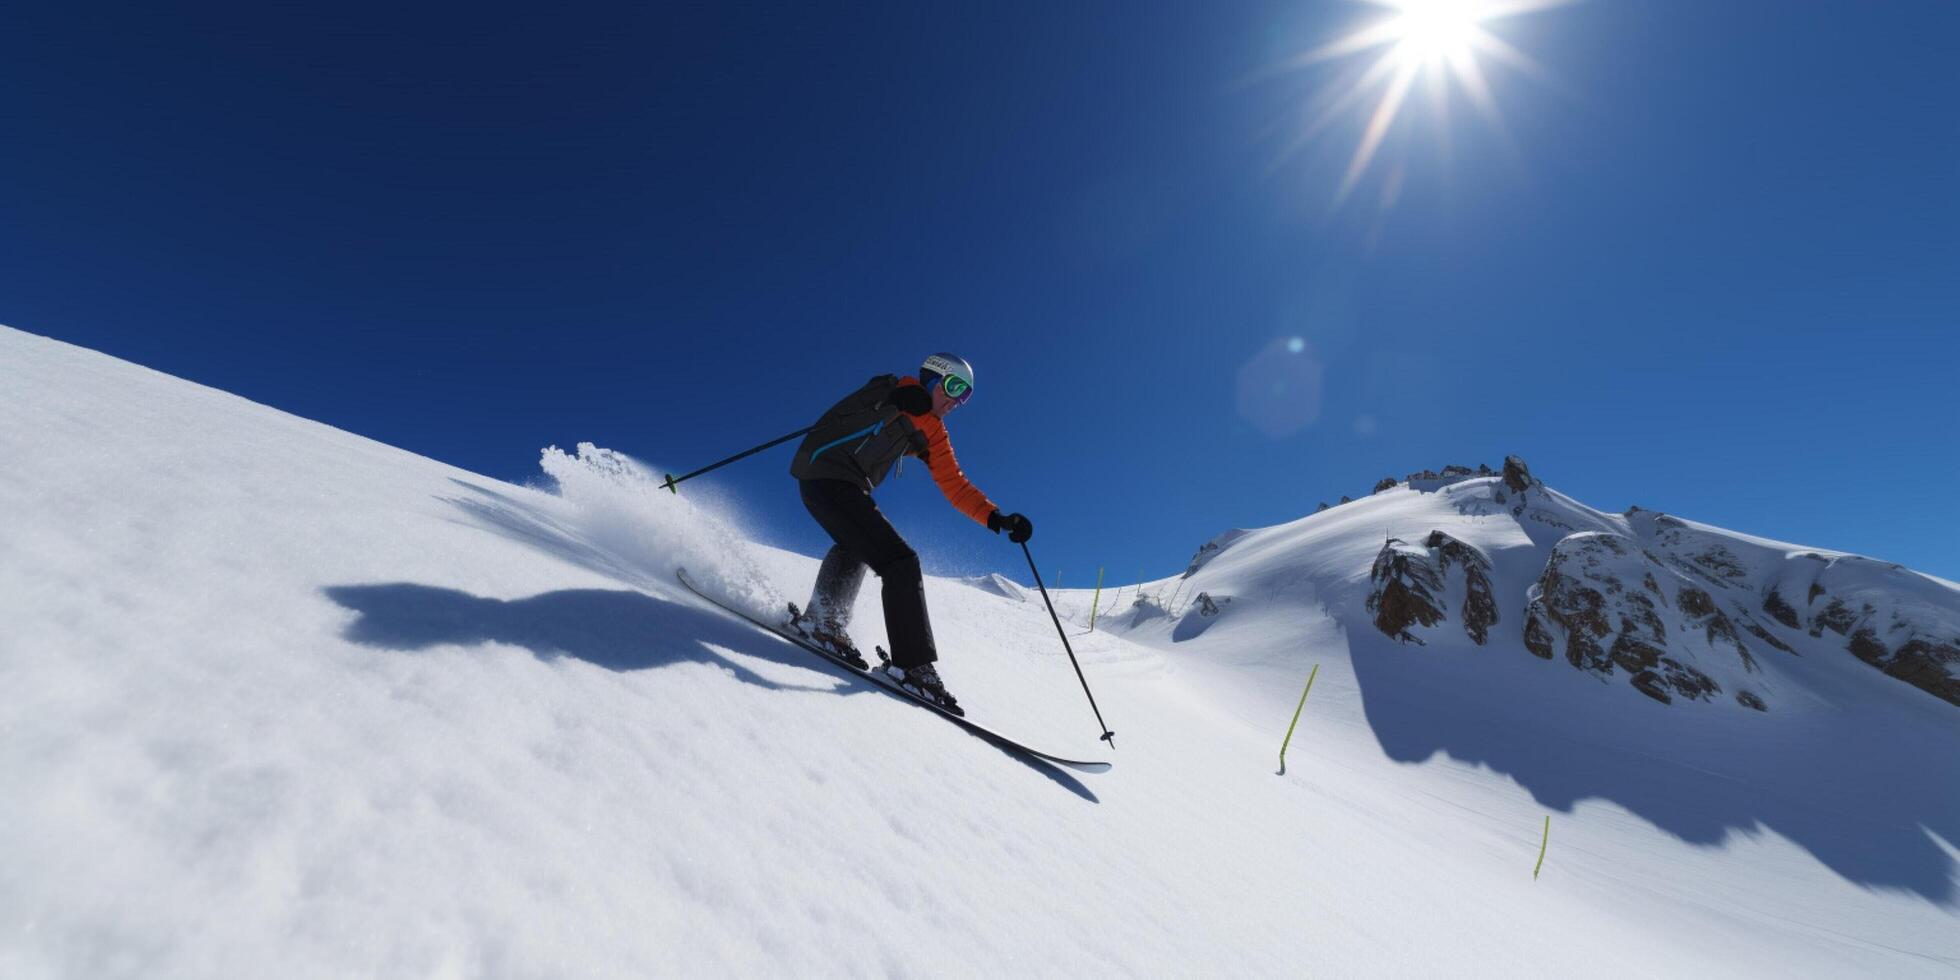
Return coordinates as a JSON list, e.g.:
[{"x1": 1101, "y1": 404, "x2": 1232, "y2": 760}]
[
  {"x1": 1285, "y1": 0, "x2": 1572, "y2": 204},
  {"x1": 1388, "y1": 0, "x2": 1482, "y2": 68}
]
